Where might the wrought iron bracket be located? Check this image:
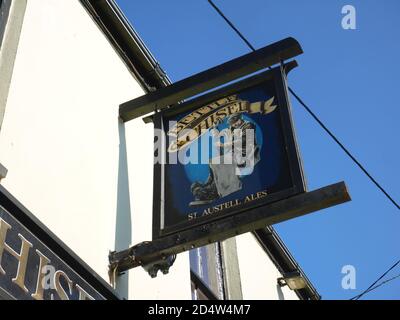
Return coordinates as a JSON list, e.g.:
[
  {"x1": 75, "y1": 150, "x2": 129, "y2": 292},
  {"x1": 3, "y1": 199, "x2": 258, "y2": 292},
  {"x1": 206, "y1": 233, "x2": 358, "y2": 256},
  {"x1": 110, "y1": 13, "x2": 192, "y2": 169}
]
[
  {"x1": 119, "y1": 37, "x2": 303, "y2": 121},
  {"x1": 108, "y1": 182, "x2": 350, "y2": 279},
  {"x1": 108, "y1": 241, "x2": 176, "y2": 279}
]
